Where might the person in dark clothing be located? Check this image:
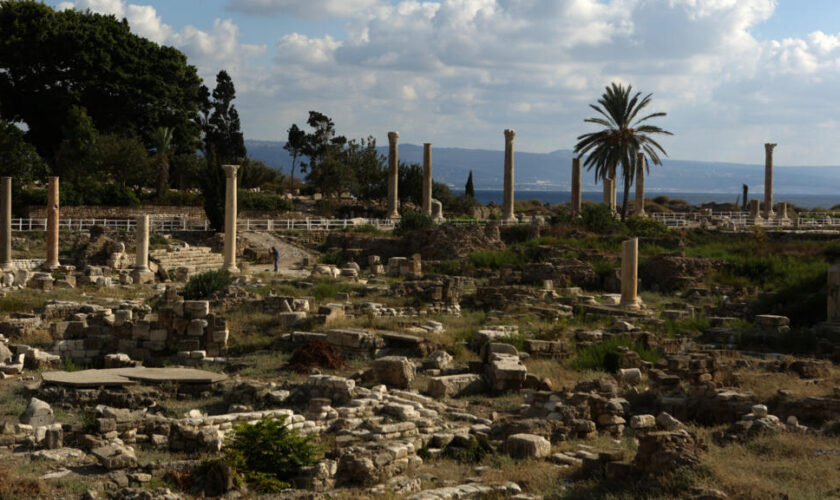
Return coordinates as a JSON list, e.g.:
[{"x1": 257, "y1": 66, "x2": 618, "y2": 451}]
[{"x1": 271, "y1": 246, "x2": 280, "y2": 272}]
